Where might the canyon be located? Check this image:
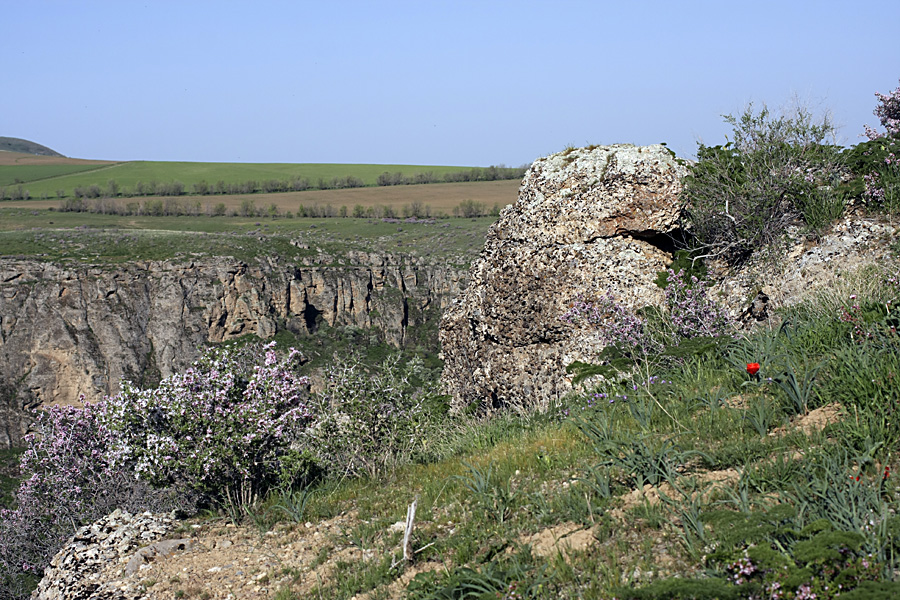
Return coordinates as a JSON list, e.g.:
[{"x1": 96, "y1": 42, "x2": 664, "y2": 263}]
[{"x1": 0, "y1": 252, "x2": 468, "y2": 447}]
